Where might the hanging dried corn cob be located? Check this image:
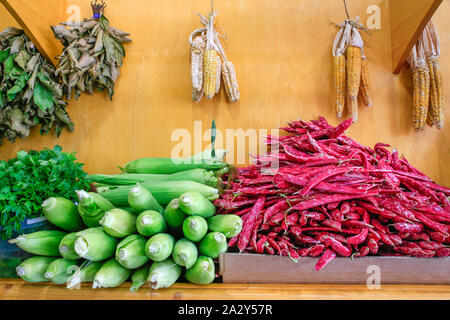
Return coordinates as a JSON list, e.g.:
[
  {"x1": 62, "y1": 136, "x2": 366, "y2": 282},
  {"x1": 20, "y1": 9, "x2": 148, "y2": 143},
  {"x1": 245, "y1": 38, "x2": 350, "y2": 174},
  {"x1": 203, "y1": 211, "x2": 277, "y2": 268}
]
[
  {"x1": 406, "y1": 20, "x2": 444, "y2": 132},
  {"x1": 423, "y1": 21, "x2": 444, "y2": 129},
  {"x1": 332, "y1": 21, "x2": 351, "y2": 118},
  {"x1": 346, "y1": 26, "x2": 364, "y2": 123},
  {"x1": 189, "y1": 31, "x2": 206, "y2": 102},
  {"x1": 189, "y1": 8, "x2": 239, "y2": 103},
  {"x1": 51, "y1": 0, "x2": 131, "y2": 100},
  {"x1": 331, "y1": 17, "x2": 371, "y2": 123},
  {"x1": 407, "y1": 43, "x2": 430, "y2": 131},
  {"x1": 359, "y1": 49, "x2": 373, "y2": 107}
]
